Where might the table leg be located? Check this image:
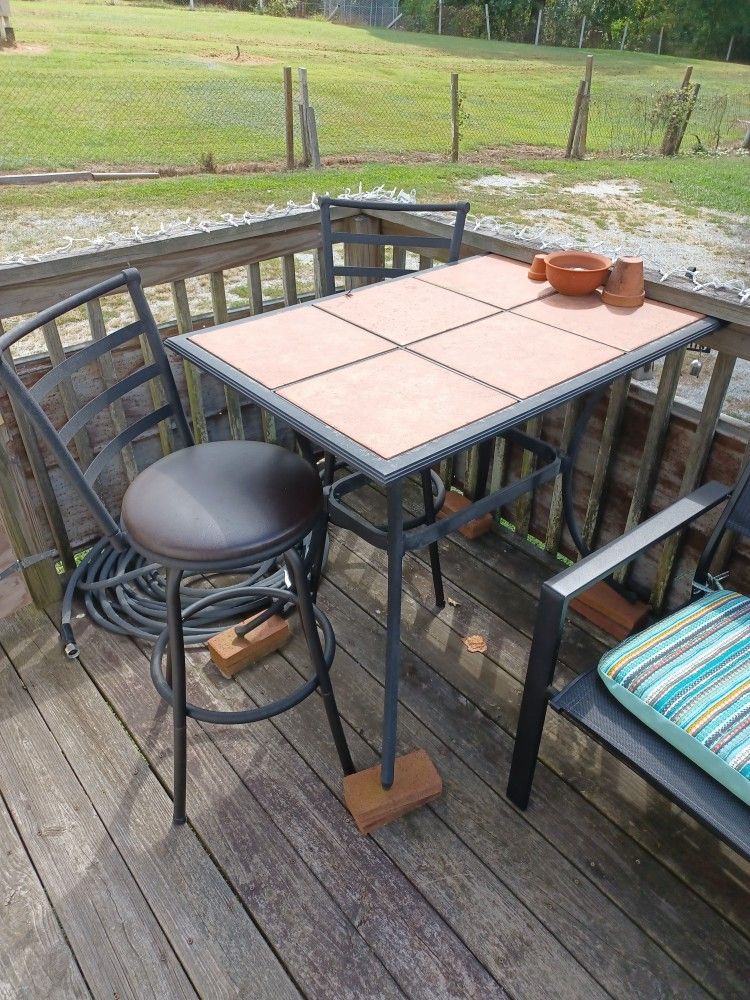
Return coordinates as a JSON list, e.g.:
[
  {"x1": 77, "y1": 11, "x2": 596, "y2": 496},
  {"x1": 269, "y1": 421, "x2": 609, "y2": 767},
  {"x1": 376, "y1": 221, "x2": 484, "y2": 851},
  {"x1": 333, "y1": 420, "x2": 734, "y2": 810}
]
[{"x1": 381, "y1": 479, "x2": 405, "y2": 789}]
